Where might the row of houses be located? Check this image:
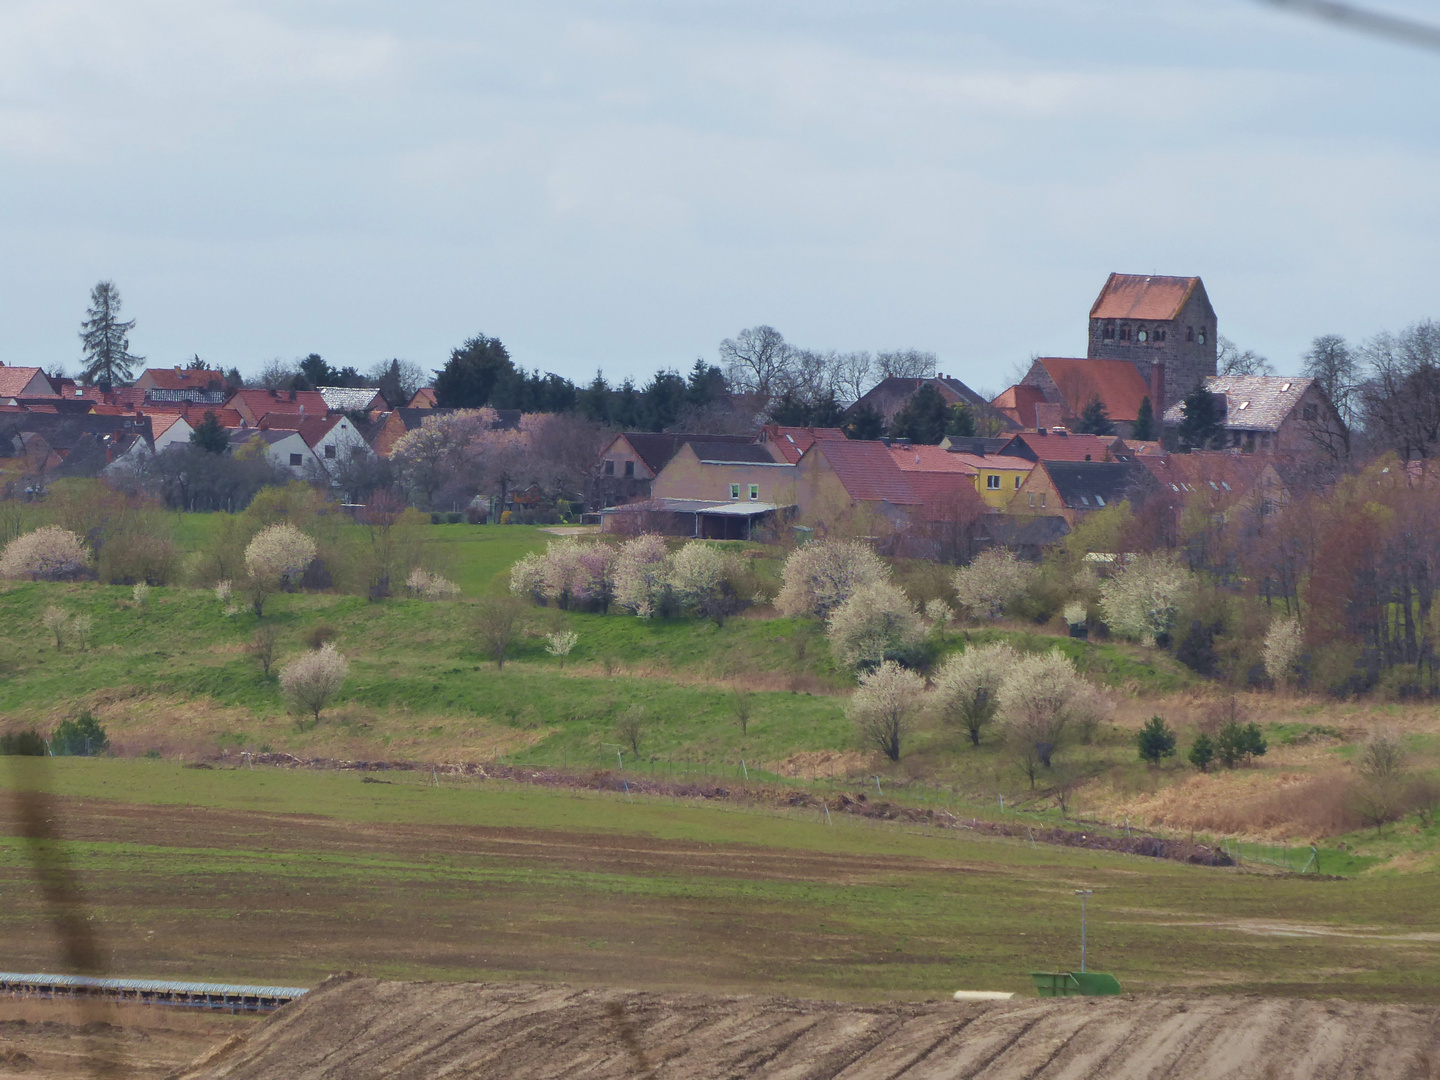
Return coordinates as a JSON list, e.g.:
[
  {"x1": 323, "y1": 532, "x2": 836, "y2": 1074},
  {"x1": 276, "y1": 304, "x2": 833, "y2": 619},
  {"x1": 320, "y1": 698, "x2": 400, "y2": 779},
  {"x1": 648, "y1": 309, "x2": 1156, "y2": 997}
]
[
  {"x1": 0, "y1": 363, "x2": 456, "y2": 487},
  {"x1": 592, "y1": 422, "x2": 1289, "y2": 554}
]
